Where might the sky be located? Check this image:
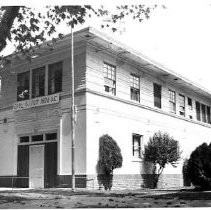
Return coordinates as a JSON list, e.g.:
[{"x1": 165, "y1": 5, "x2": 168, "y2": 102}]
[{"x1": 1, "y1": 0, "x2": 211, "y2": 91}]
